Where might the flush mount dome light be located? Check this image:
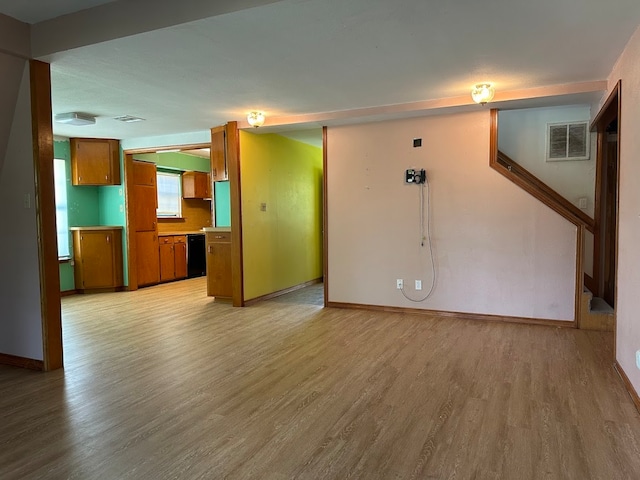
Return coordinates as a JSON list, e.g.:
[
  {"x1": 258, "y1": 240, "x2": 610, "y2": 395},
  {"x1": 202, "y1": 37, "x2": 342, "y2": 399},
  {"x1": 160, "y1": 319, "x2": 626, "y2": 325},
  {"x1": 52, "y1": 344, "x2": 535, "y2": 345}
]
[
  {"x1": 471, "y1": 83, "x2": 495, "y2": 105},
  {"x1": 54, "y1": 112, "x2": 96, "y2": 126},
  {"x1": 247, "y1": 111, "x2": 265, "y2": 128}
]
